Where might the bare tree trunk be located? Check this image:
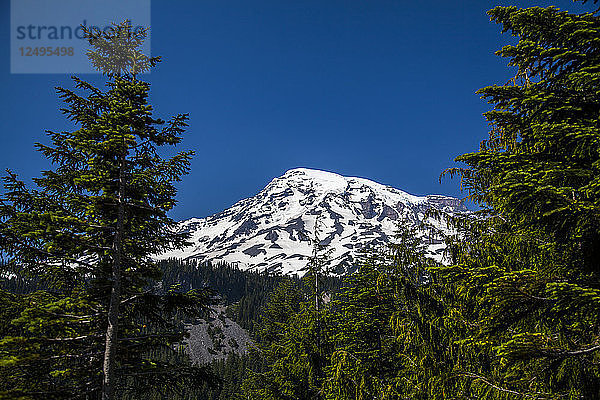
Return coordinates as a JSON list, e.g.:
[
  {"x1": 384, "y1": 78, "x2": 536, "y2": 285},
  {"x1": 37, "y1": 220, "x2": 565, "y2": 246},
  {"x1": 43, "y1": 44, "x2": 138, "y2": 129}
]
[
  {"x1": 102, "y1": 156, "x2": 125, "y2": 400},
  {"x1": 315, "y1": 265, "x2": 320, "y2": 312},
  {"x1": 312, "y1": 241, "x2": 322, "y2": 383}
]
